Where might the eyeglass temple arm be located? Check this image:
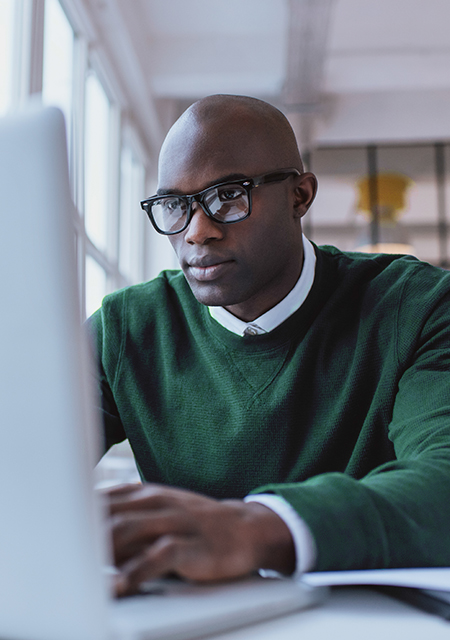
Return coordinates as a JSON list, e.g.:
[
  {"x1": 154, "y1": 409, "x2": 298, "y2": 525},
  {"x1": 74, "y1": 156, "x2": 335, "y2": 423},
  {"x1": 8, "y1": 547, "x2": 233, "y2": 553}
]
[{"x1": 253, "y1": 168, "x2": 301, "y2": 187}]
